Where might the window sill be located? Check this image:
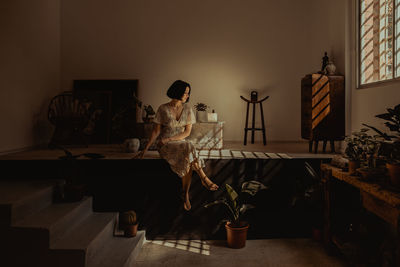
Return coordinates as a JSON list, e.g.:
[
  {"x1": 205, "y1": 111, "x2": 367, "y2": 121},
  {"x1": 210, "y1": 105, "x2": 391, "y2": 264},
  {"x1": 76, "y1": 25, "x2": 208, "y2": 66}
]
[{"x1": 358, "y1": 77, "x2": 400, "y2": 89}]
